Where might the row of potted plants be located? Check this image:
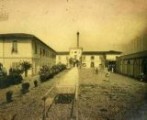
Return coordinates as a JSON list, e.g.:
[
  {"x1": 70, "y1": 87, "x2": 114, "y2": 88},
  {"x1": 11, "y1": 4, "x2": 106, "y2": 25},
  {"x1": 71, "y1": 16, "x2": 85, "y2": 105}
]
[{"x1": 5, "y1": 64, "x2": 67, "y2": 103}]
